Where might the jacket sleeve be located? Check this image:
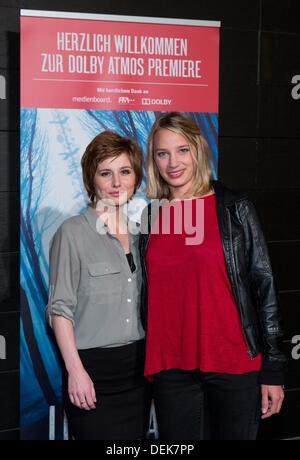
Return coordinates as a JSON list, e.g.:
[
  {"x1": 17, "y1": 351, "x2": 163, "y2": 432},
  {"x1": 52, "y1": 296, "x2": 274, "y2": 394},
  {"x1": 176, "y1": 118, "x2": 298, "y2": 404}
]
[
  {"x1": 243, "y1": 199, "x2": 287, "y2": 385},
  {"x1": 45, "y1": 223, "x2": 80, "y2": 327}
]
